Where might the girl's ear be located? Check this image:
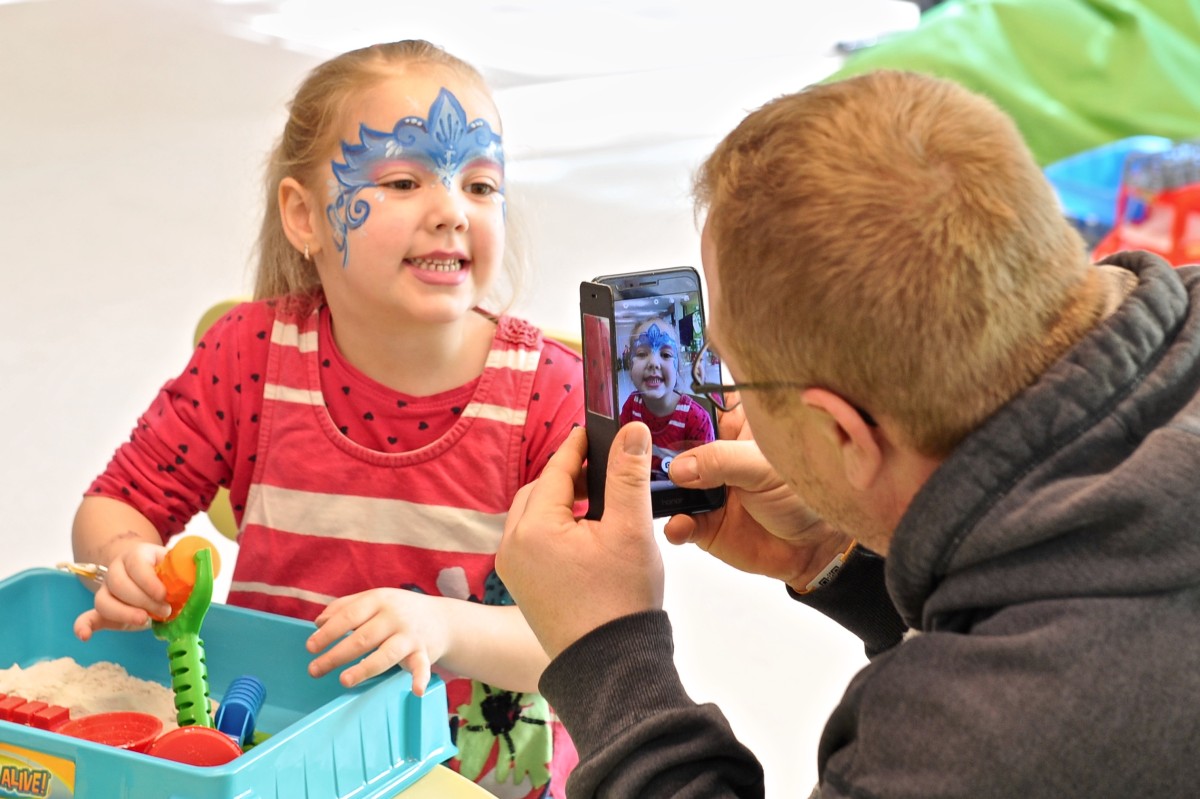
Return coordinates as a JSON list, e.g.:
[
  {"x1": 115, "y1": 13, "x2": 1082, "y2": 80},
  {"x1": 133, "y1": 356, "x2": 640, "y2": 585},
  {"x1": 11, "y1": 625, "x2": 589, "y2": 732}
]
[
  {"x1": 800, "y1": 387, "x2": 884, "y2": 491},
  {"x1": 278, "y1": 177, "x2": 321, "y2": 258}
]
